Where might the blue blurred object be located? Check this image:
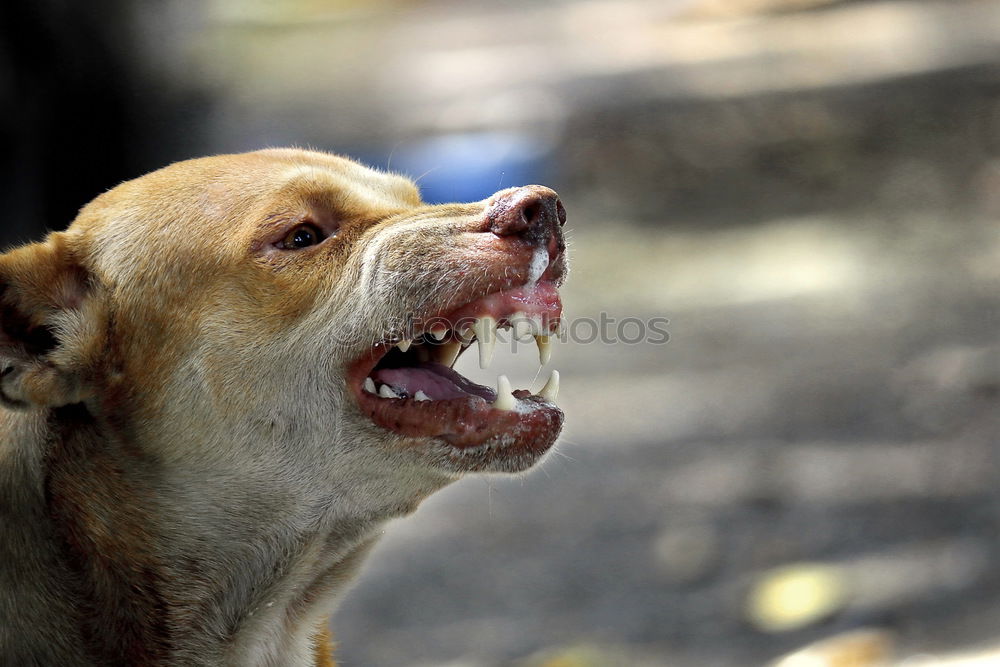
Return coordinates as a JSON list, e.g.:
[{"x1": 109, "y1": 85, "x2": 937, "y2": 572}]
[{"x1": 362, "y1": 131, "x2": 553, "y2": 204}]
